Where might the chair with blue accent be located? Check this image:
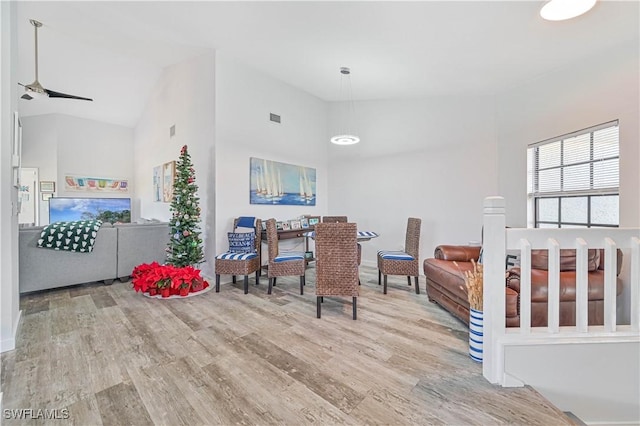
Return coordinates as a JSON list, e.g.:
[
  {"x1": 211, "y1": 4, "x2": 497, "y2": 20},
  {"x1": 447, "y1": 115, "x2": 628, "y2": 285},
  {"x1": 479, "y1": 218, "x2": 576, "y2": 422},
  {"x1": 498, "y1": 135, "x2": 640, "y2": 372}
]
[
  {"x1": 265, "y1": 218, "x2": 306, "y2": 295},
  {"x1": 215, "y1": 217, "x2": 261, "y2": 294},
  {"x1": 377, "y1": 217, "x2": 421, "y2": 295}
]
